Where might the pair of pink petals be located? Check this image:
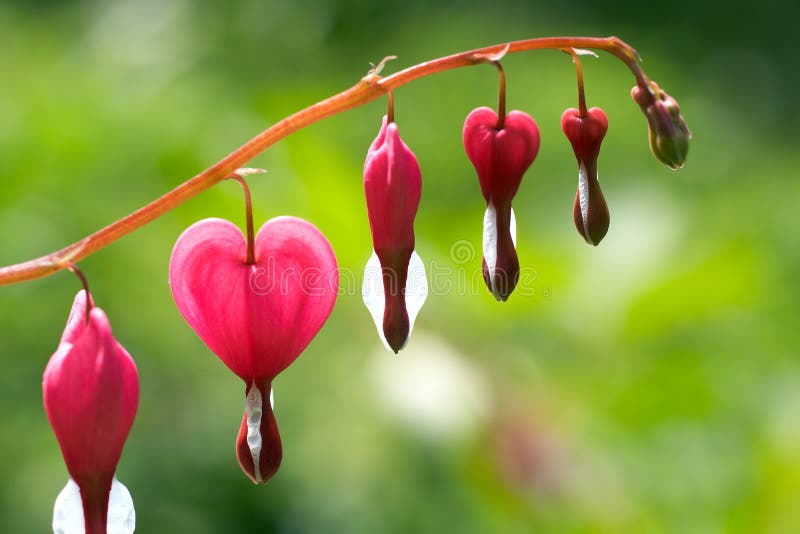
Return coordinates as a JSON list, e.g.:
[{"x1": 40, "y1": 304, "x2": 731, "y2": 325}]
[
  {"x1": 362, "y1": 116, "x2": 428, "y2": 353},
  {"x1": 169, "y1": 216, "x2": 338, "y2": 484},
  {"x1": 44, "y1": 290, "x2": 139, "y2": 533},
  {"x1": 463, "y1": 107, "x2": 540, "y2": 301}
]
